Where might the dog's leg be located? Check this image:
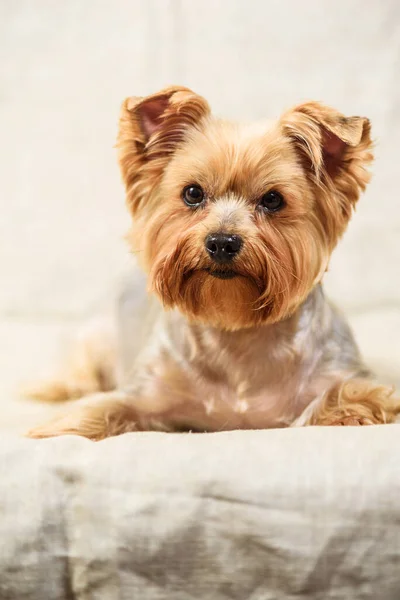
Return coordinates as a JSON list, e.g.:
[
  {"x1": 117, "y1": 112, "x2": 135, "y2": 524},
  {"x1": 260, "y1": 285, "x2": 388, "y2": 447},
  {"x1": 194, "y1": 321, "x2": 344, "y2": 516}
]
[
  {"x1": 22, "y1": 320, "x2": 118, "y2": 403},
  {"x1": 26, "y1": 392, "x2": 143, "y2": 440},
  {"x1": 301, "y1": 378, "x2": 400, "y2": 426}
]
